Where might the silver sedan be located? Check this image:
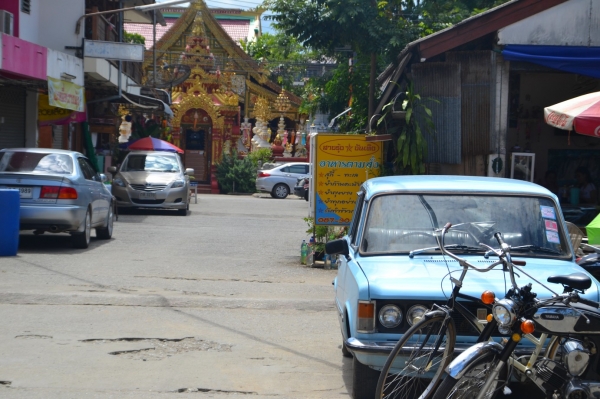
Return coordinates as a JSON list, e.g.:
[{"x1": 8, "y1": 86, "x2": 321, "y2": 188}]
[
  {"x1": 0, "y1": 148, "x2": 114, "y2": 249},
  {"x1": 109, "y1": 151, "x2": 193, "y2": 216}
]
